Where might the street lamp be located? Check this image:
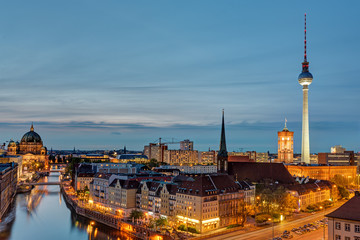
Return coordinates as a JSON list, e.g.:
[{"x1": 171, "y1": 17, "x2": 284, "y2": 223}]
[
  {"x1": 268, "y1": 218, "x2": 274, "y2": 240},
  {"x1": 319, "y1": 206, "x2": 325, "y2": 240}
]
